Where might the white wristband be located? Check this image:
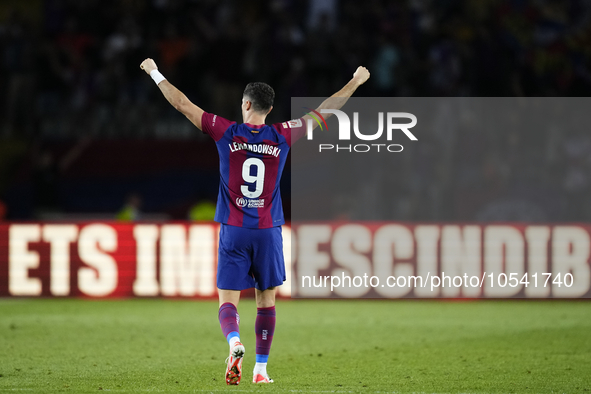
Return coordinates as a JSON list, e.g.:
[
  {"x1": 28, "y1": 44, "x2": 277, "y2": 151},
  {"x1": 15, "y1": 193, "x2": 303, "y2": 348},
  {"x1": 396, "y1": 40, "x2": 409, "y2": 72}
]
[{"x1": 150, "y1": 69, "x2": 166, "y2": 85}]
